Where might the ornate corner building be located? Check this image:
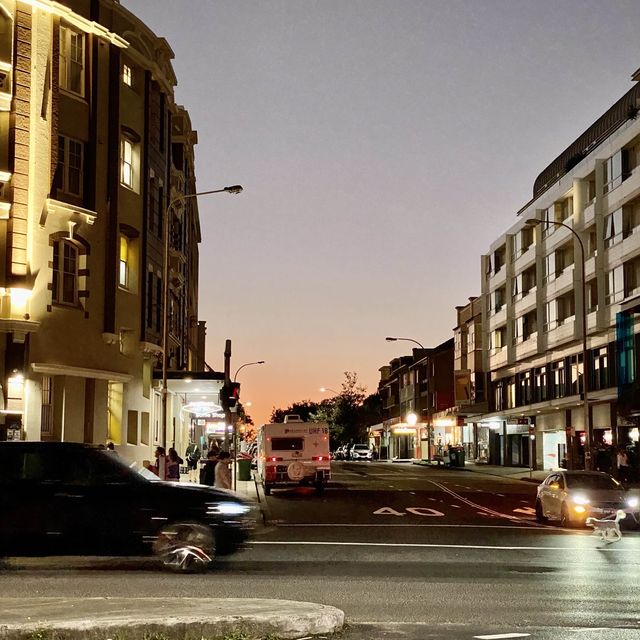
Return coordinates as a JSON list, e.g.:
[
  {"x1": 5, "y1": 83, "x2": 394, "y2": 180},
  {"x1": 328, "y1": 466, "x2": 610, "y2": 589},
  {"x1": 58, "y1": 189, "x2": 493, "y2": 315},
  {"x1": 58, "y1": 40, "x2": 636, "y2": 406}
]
[{"x1": 0, "y1": 0, "x2": 203, "y2": 459}]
